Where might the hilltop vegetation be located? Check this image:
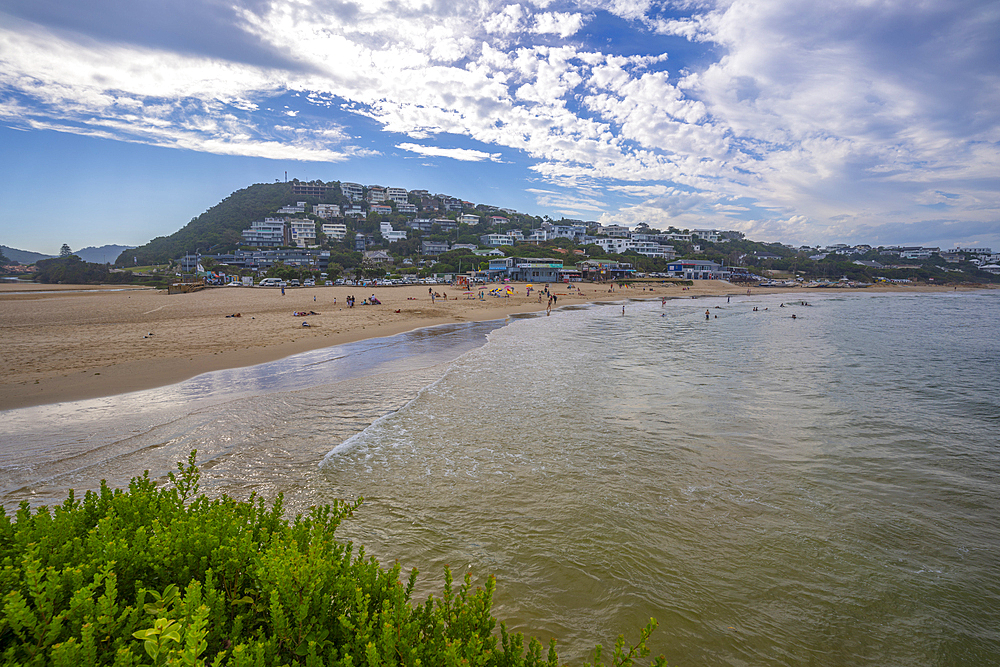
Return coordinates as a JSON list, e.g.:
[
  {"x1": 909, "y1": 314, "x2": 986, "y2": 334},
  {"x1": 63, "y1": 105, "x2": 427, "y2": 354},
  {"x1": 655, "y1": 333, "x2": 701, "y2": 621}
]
[{"x1": 116, "y1": 183, "x2": 296, "y2": 266}]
